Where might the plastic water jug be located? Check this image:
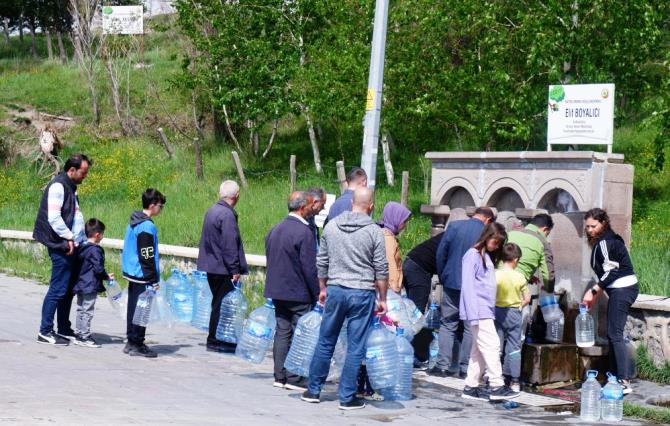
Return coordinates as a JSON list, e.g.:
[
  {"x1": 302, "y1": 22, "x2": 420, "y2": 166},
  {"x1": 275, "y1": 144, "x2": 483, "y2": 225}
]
[
  {"x1": 284, "y1": 304, "x2": 324, "y2": 377},
  {"x1": 327, "y1": 320, "x2": 348, "y2": 382},
  {"x1": 171, "y1": 272, "x2": 194, "y2": 322},
  {"x1": 132, "y1": 286, "x2": 155, "y2": 327},
  {"x1": 386, "y1": 291, "x2": 412, "y2": 337},
  {"x1": 381, "y1": 328, "x2": 414, "y2": 401},
  {"x1": 191, "y1": 271, "x2": 212, "y2": 331},
  {"x1": 601, "y1": 373, "x2": 624, "y2": 422},
  {"x1": 365, "y1": 317, "x2": 399, "y2": 389},
  {"x1": 164, "y1": 268, "x2": 181, "y2": 306},
  {"x1": 575, "y1": 303, "x2": 595, "y2": 347},
  {"x1": 216, "y1": 281, "x2": 248, "y2": 343},
  {"x1": 539, "y1": 295, "x2": 562, "y2": 323},
  {"x1": 545, "y1": 310, "x2": 564, "y2": 343},
  {"x1": 236, "y1": 299, "x2": 276, "y2": 364},
  {"x1": 402, "y1": 297, "x2": 425, "y2": 336},
  {"x1": 580, "y1": 370, "x2": 601, "y2": 422},
  {"x1": 625, "y1": 337, "x2": 637, "y2": 378},
  {"x1": 149, "y1": 285, "x2": 175, "y2": 328},
  {"x1": 104, "y1": 279, "x2": 127, "y2": 318},
  {"x1": 424, "y1": 302, "x2": 440, "y2": 330},
  {"x1": 519, "y1": 305, "x2": 531, "y2": 343},
  {"x1": 428, "y1": 332, "x2": 439, "y2": 369}
]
